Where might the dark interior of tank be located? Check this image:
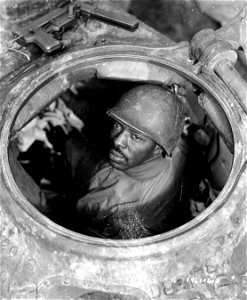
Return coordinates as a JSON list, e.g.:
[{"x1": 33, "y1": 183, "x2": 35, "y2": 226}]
[{"x1": 8, "y1": 78, "x2": 233, "y2": 239}]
